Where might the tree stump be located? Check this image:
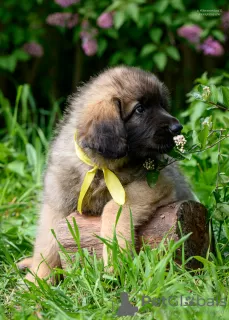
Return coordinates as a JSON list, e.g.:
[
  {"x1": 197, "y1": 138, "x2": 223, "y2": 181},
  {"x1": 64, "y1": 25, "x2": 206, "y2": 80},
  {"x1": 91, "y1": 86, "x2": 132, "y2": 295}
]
[{"x1": 56, "y1": 200, "x2": 212, "y2": 270}]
